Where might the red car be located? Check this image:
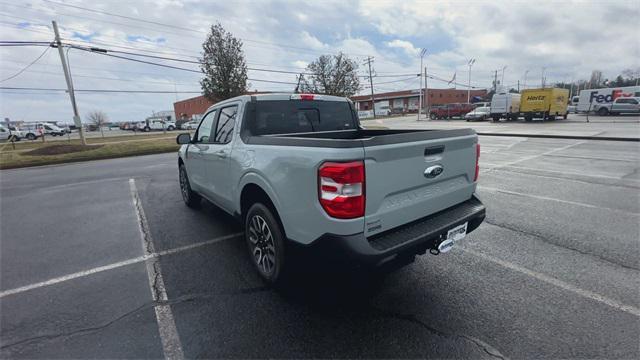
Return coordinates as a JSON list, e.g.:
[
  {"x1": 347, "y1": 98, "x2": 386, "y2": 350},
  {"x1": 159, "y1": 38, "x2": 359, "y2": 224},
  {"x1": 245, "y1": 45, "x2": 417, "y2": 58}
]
[{"x1": 429, "y1": 103, "x2": 475, "y2": 120}]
